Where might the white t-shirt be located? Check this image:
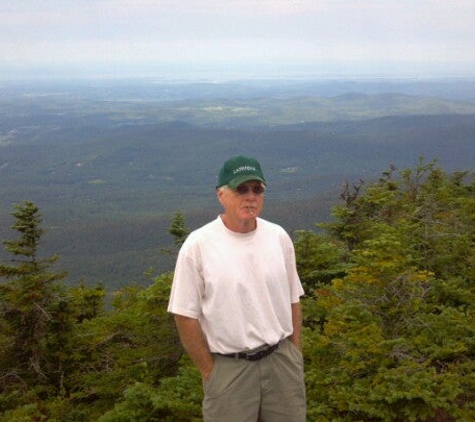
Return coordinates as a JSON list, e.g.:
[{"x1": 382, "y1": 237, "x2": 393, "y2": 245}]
[{"x1": 167, "y1": 216, "x2": 304, "y2": 354}]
